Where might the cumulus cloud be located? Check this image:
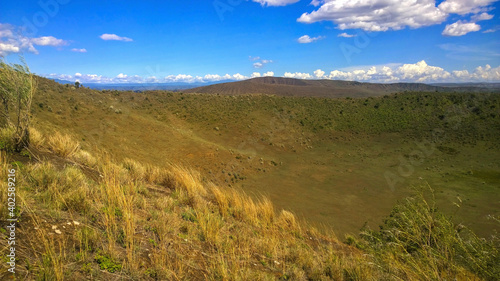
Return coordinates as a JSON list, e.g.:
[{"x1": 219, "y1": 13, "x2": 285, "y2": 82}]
[
  {"x1": 0, "y1": 23, "x2": 71, "y2": 55},
  {"x1": 232, "y1": 73, "x2": 247, "y2": 80},
  {"x1": 298, "y1": 0, "x2": 448, "y2": 31},
  {"x1": 297, "y1": 0, "x2": 497, "y2": 34},
  {"x1": 203, "y1": 74, "x2": 228, "y2": 82},
  {"x1": 31, "y1": 36, "x2": 68, "y2": 46},
  {"x1": 314, "y1": 69, "x2": 325, "y2": 78},
  {"x1": 284, "y1": 72, "x2": 313, "y2": 79},
  {"x1": 252, "y1": 0, "x2": 300, "y2": 7},
  {"x1": 99, "y1": 33, "x2": 133, "y2": 42},
  {"x1": 297, "y1": 35, "x2": 325, "y2": 43},
  {"x1": 45, "y1": 71, "x2": 251, "y2": 84},
  {"x1": 0, "y1": 43, "x2": 20, "y2": 55},
  {"x1": 274, "y1": 61, "x2": 499, "y2": 82},
  {"x1": 43, "y1": 61, "x2": 500, "y2": 85},
  {"x1": 338, "y1": 32, "x2": 356, "y2": 38},
  {"x1": 71, "y1": 48, "x2": 87, "y2": 53},
  {"x1": 442, "y1": 20, "x2": 481, "y2": 36},
  {"x1": 438, "y1": 0, "x2": 497, "y2": 15}
]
